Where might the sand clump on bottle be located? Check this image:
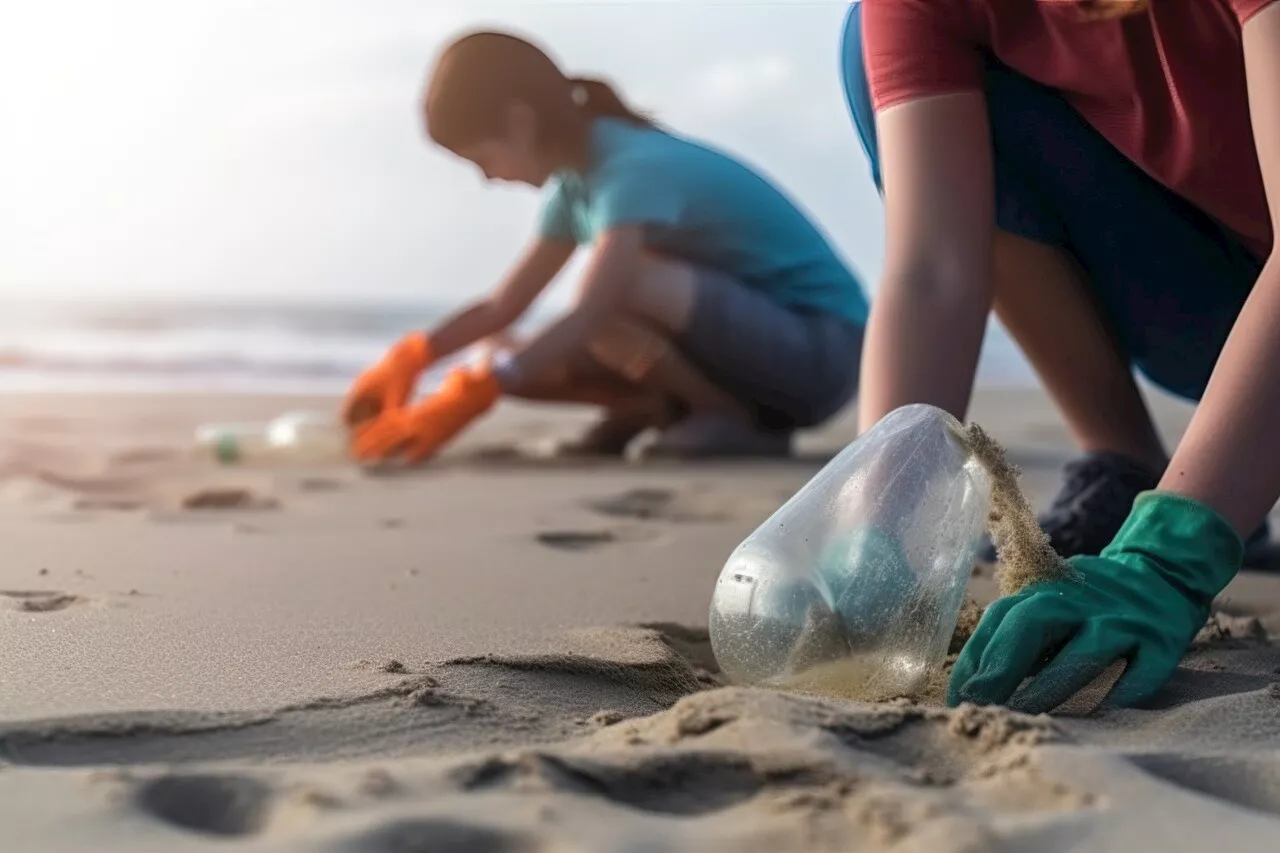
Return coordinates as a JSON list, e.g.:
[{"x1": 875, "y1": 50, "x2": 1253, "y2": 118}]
[
  {"x1": 708, "y1": 404, "x2": 1081, "y2": 704},
  {"x1": 958, "y1": 422, "x2": 1079, "y2": 596}
]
